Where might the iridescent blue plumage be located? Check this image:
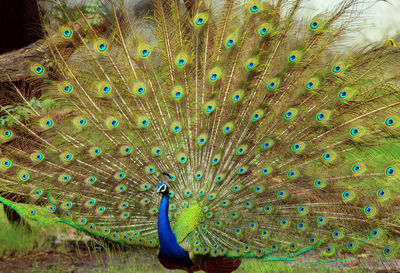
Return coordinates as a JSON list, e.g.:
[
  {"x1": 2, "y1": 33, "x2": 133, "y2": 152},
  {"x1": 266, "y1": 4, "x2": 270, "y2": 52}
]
[{"x1": 156, "y1": 183, "x2": 193, "y2": 267}]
